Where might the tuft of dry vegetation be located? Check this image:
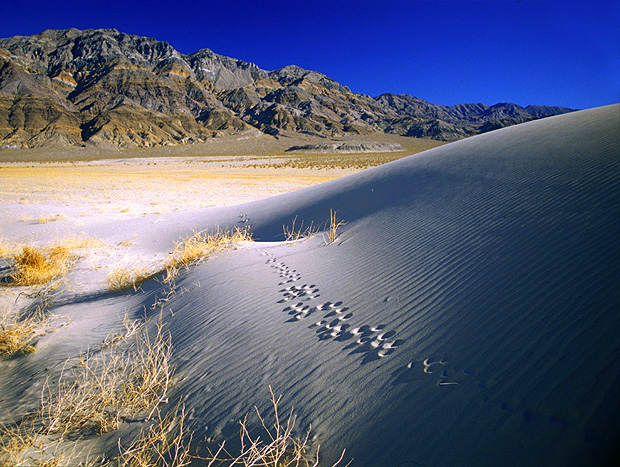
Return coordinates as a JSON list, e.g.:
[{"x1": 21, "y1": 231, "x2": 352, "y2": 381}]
[
  {"x1": 35, "y1": 214, "x2": 66, "y2": 224},
  {"x1": 204, "y1": 387, "x2": 348, "y2": 467},
  {"x1": 282, "y1": 210, "x2": 346, "y2": 246},
  {"x1": 1, "y1": 317, "x2": 177, "y2": 466},
  {"x1": 0, "y1": 315, "x2": 39, "y2": 355},
  {"x1": 0, "y1": 418, "x2": 38, "y2": 467},
  {"x1": 0, "y1": 417, "x2": 70, "y2": 467},
  {"x1": 8, "y1": 246, "x2": 72, "y2": 286},
  {"x1": 58, "y1": 235, "x2": 106, "y2": 251},
  {"x1": 2, "y1": 236, "x2": 105, "y2": 289},
  {"x1": 42, "y1": 322, "x2": 173, "y2": 436},
  {"x1": 326, "y1": 210, "x2": 346, "y2": 245},
  {"x1": 102, "y1": 313, "x2": 144, "y2": 349},
  {"x1": 116, "y1": 405, "x2": 193, "y2": 467},
  {"x1": 0, "y1": 302, "x2": 51, "y2": 356},
  {"x1": 0, "y1": 238, "x2": 17, "y2": 258},
  {"x1": 282, "y1": 217, "x2": 318, "y2": 244},
  {"x1": 164, "y1": 228, "x2": 252, "y2": 282},
  {"x1": 106, "y1": 266, "x2": 154, "y2": 292}
]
